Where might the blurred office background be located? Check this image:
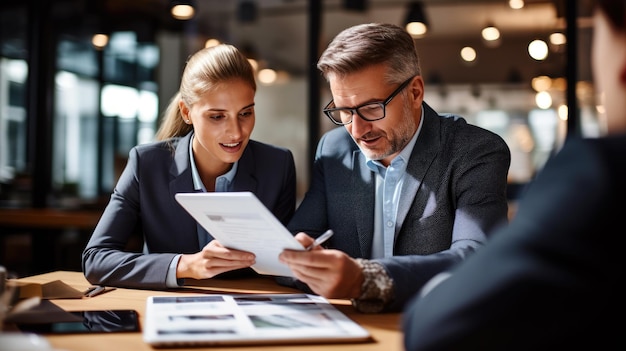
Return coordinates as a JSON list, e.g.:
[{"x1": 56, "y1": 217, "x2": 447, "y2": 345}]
[{"x1": 0, "y1": 0, "x2": 598, "y2": 276}]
